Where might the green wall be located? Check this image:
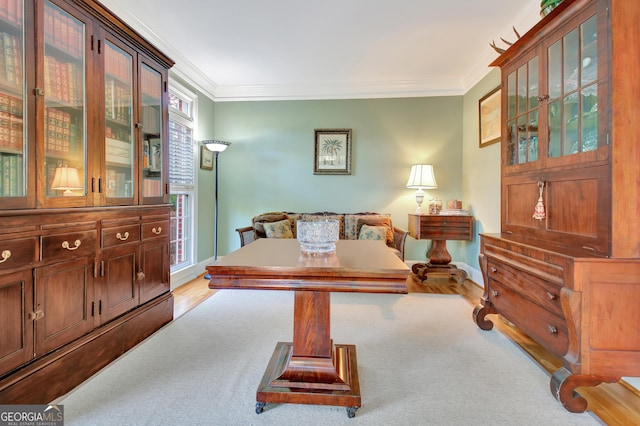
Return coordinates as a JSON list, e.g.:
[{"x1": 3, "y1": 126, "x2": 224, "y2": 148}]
[
  {"x1": 210, "y1": 97, "x2": 465, "y2": 262},
  {"x1": 175, "y1": 71, "x2": 503, "y2": 276},
  {"x1": 462, "y1": 69, "x2": 502, "y2": 270}
]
